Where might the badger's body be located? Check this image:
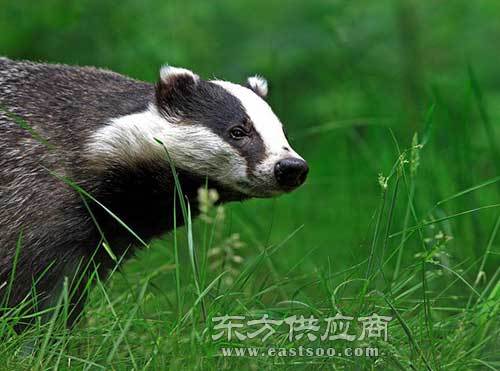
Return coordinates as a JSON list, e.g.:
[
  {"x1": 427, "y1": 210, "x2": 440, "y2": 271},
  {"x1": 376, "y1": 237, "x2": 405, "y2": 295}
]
[{"x1": 0, "y1": 58, "x2": 308, "y2": 326}]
